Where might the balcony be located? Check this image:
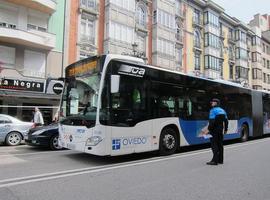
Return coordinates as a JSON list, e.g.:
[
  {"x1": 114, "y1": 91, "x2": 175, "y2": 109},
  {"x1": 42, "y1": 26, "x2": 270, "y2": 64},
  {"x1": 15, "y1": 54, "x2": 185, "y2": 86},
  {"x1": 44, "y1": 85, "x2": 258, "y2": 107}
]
[
  {"x1": 79, "y1": 0, "x2": 98, "y2": 15},
  {"x1": 175, "y1": 33, "x2": 183, "y2": 45},
  {"x1": 6, "y1": 0, "x2": 56, "y2": 14},
  {"x1": 193, "y1": 42, "x2": 202, "y2": 51},
  {"x1": 80, "y1": 34, "x2": 95, "y2": 46},
  {"x1": 192, "y1": 17, "x2": 203, "y2": 28},
  {"x1": 175, "y1": 10, "x2": 185, "y2": 20},
  {"x1": 0, "y1": 25, "x2": 56, "y2": 50},
  {"x1": 228, "y1": 35, "x2": 235, "y2": 44},
  {"x1": 220, "y1": 31, "x2": 225, "y2": 40}
]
